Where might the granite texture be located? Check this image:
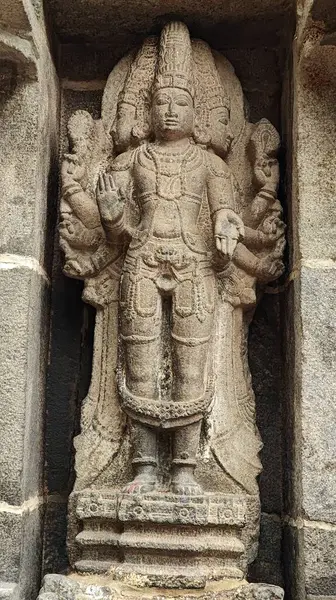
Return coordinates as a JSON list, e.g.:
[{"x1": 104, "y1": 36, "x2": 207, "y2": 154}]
[
  {"x1": 283, "y1": 3, "x2": 336, "y2": 598},
  {"x1": 37, "y1": 574, "x2": 284, "y2": 600},
  {"x1": 299, "y1": 266, "x2": 336, "y2": 524},
  {"x1": 304, "y1": 525, "x2": 336, "y2": 597},
  {"x1": 46, "y1": 0, "x2": 294, "y2": 44},
  {"x1": 1, "y1": 1, "x2": 336, "y2": 600},
  {"x1": 295, "y1": 46, "x2": 336, "y2": 262},
  {"x1": 0, "y1": 266, "x2": 47, "y2": 505},
  {"x1": 55, "y1": 20, "x2": 287, "y2": 592},
  {"x1": 249, "y1": 514, "x2": 283, "y2": 588},
  {"x1": 0, "y1": 583, "x2": 19, "y2": 600},
  {"x1": 0, "y1": 507, "x2": 42, "y2": 597},
  {"x1": 0, "y1": 1, "x2": 59, "y2": 599}
]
